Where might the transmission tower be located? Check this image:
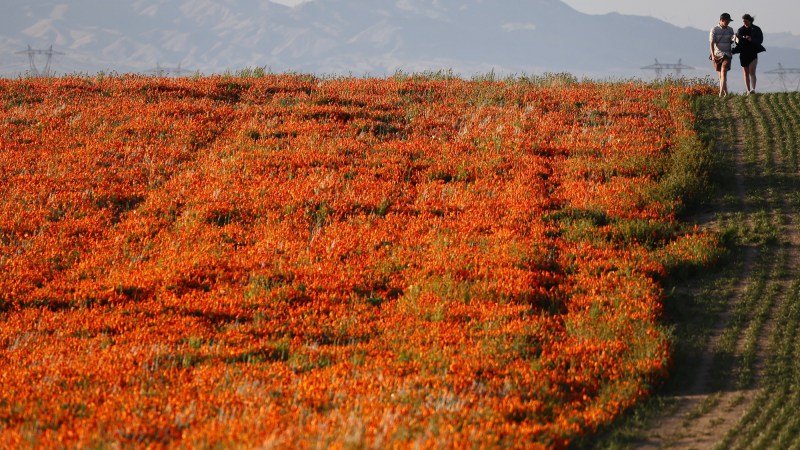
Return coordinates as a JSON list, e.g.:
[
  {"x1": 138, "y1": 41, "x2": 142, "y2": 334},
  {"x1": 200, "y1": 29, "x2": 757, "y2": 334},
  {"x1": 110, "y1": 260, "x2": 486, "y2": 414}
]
[
  {"x1": 146, "y1": 62, "x2": 192, "y2": 77},
  {"x1": 765, "y1": 63, "x2": 800, "y2": 92},
  {"x1": 15, "y1": 44, "x2": 64, "y2": 77},
  {"x1": 641, "y1": 58, "x2": 694, "y2": 77}
]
